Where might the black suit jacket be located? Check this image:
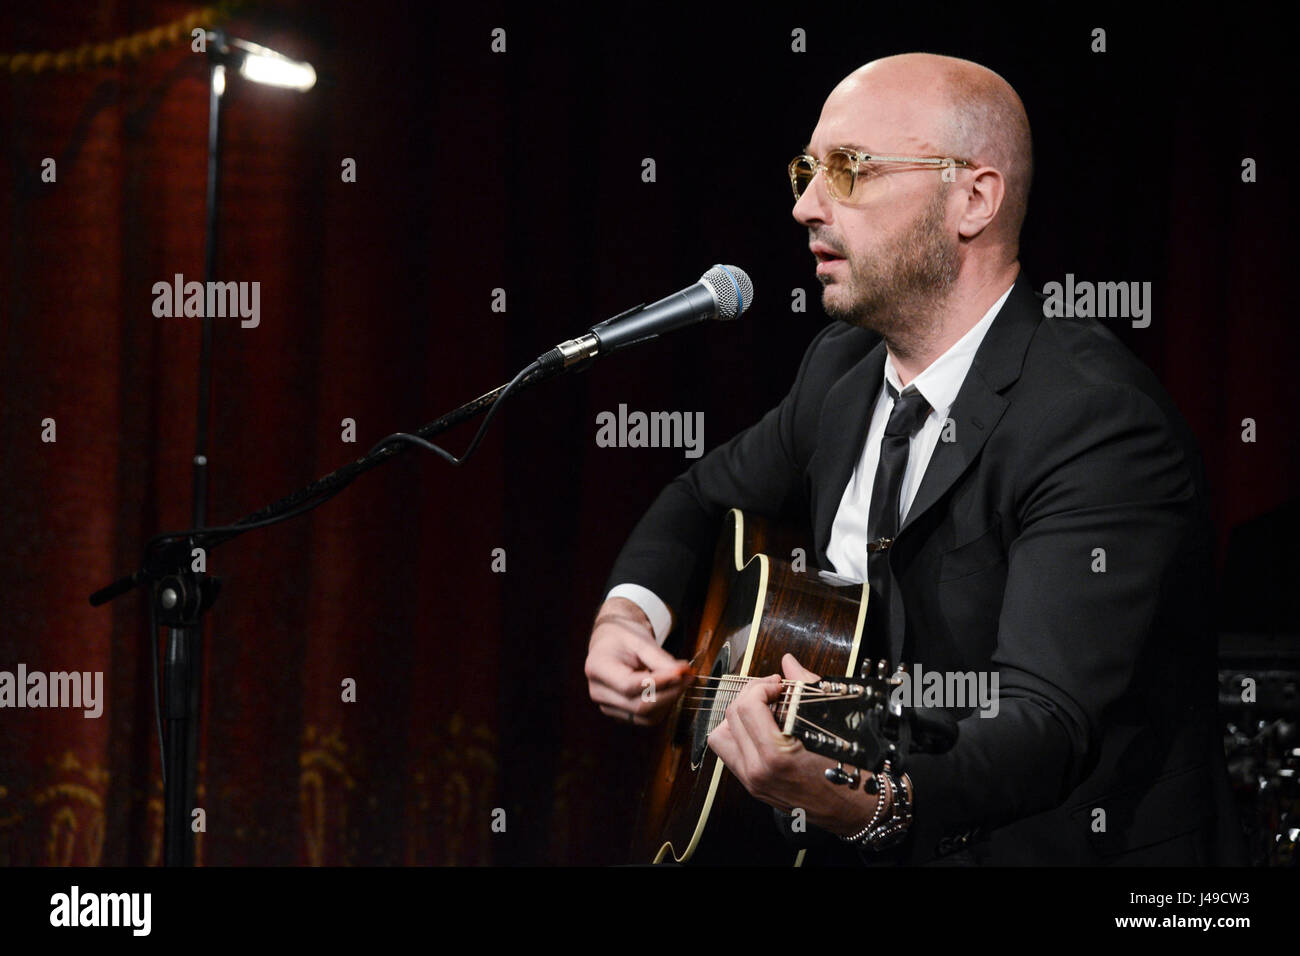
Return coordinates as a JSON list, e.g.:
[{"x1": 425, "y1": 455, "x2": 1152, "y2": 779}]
[{"x1": 605, "y1": 276, "x2": 1245, "y2": 865}]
